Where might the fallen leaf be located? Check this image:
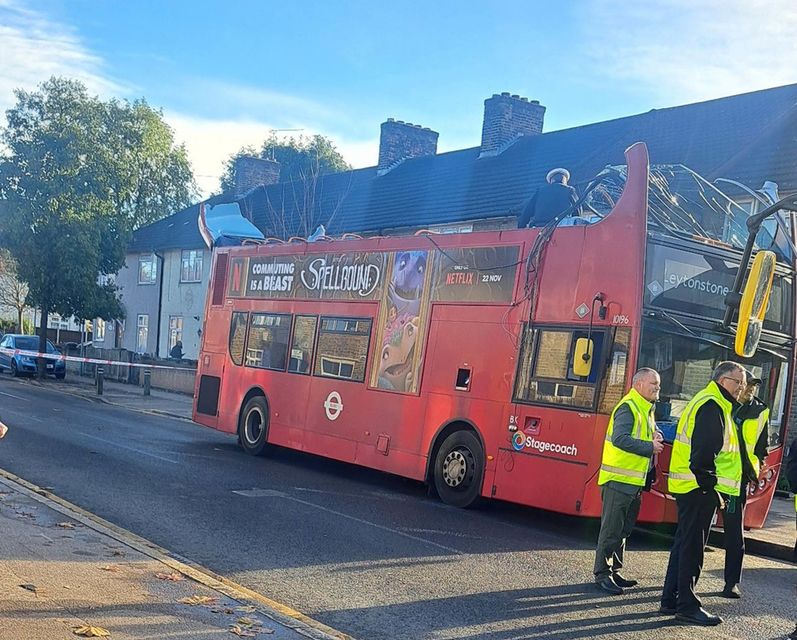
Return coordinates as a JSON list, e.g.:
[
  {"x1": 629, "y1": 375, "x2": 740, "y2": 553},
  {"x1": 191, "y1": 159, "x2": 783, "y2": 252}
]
[
  {"x1": 72, "y1": 626, "x2": 110, "y2": 637},
  {"x1": 235, "y1": 606, "x2": 256, "y2": 613},
  {"x1": 19, "y1": 583, "x2": 40, "y2": 594},
  {"x1": 100, "y1": 566, "x2": 120, "y2": 573},
  {"x1": 155, "y1": 572, "x2": 183, "y2": 581},
  {"x1": 57, "y1": 522, "x2": 76, "y2": 529},
  {"x1": 228, "y1": 626, "x2": 255, "y2": 637},
  {"x1": 237, "y1": 617, "x2": 257, "y2": 626},
  {"x1": 179, "y1": 595, "x2": 217, "y2": 605},
  {"x1": 111, "y1": 550, "x2": 125, "y2": 557}
]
